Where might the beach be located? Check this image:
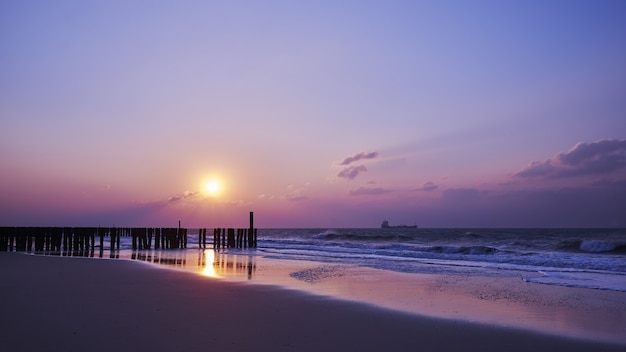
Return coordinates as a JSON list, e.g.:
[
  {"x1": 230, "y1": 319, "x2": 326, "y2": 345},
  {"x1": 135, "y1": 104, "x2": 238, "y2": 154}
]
[{"x1": 1, "y1": 252, "x2": 624, "y2": 352}]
